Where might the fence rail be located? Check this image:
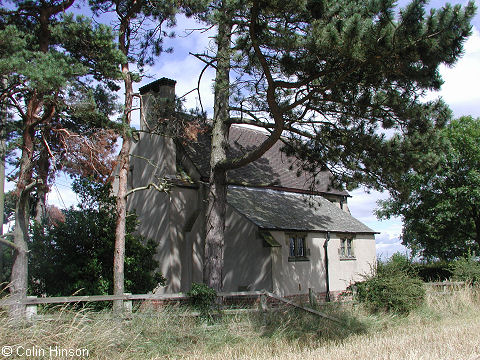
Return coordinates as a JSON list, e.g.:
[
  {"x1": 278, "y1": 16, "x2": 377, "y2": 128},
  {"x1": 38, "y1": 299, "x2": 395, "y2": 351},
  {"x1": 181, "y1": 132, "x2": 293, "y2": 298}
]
[
  {"x1": 0, "y1": 291, "x2": 265, "y2": 306},
  {"x1": 0, "y1": 282, "x2": 468, "y2": 308},
  {"x1": 0, "y1": 290, "x2": 340, "y2": 322},
  {"x1": 2, "y1": 281, "x2": 467, "y2": 320},
  {"x1": 425, "y1": 281, "x2": 465, "y2": 287},
  {"x1": 425, "y1": 281, "x2": 466, "y2": 293}
]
